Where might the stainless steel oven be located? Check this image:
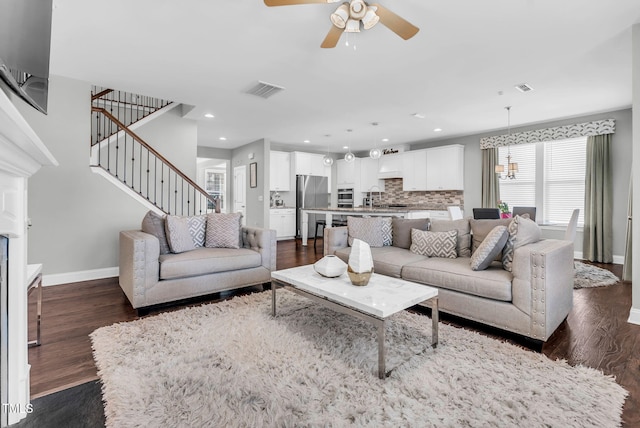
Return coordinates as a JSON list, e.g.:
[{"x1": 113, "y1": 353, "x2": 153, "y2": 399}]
[{"x1": 337, "y1": 188, "x2": 353, "y2": 208}]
